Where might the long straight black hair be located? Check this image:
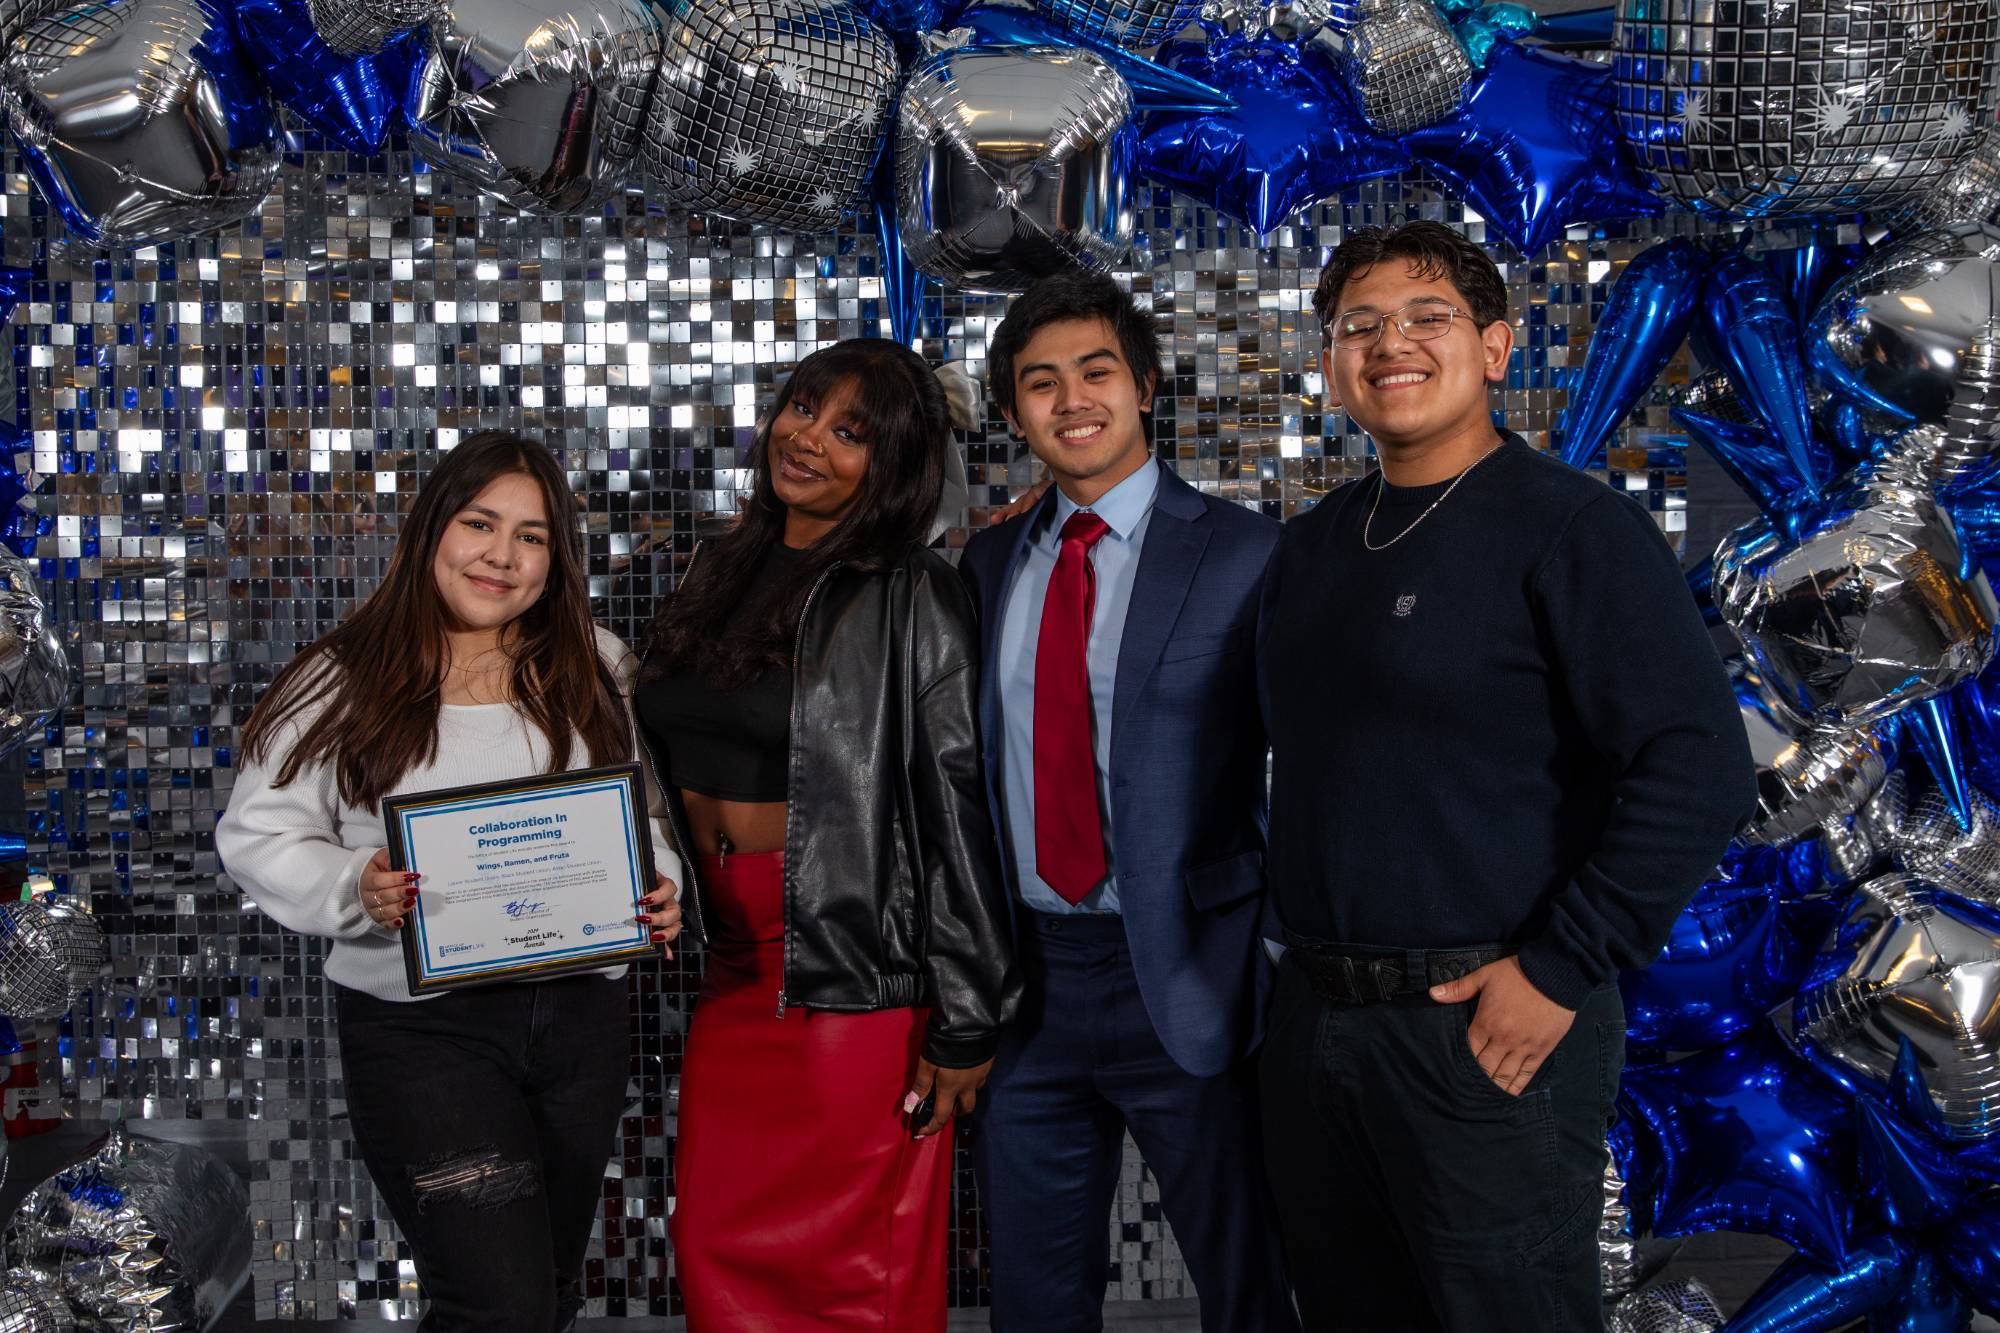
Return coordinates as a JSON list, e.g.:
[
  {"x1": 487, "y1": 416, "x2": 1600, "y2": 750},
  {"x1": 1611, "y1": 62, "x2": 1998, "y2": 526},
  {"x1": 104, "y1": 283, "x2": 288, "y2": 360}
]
[{"x1": 643, "y1": 338, "x2": 951, "y2": 683}]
